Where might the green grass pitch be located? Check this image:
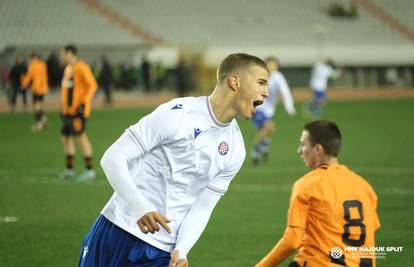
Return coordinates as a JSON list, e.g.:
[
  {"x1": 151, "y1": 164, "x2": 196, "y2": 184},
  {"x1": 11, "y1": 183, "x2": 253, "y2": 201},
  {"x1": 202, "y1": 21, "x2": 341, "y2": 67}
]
[{"x1": 0, "y1": 98, "x2": 413, "y2": 266}]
